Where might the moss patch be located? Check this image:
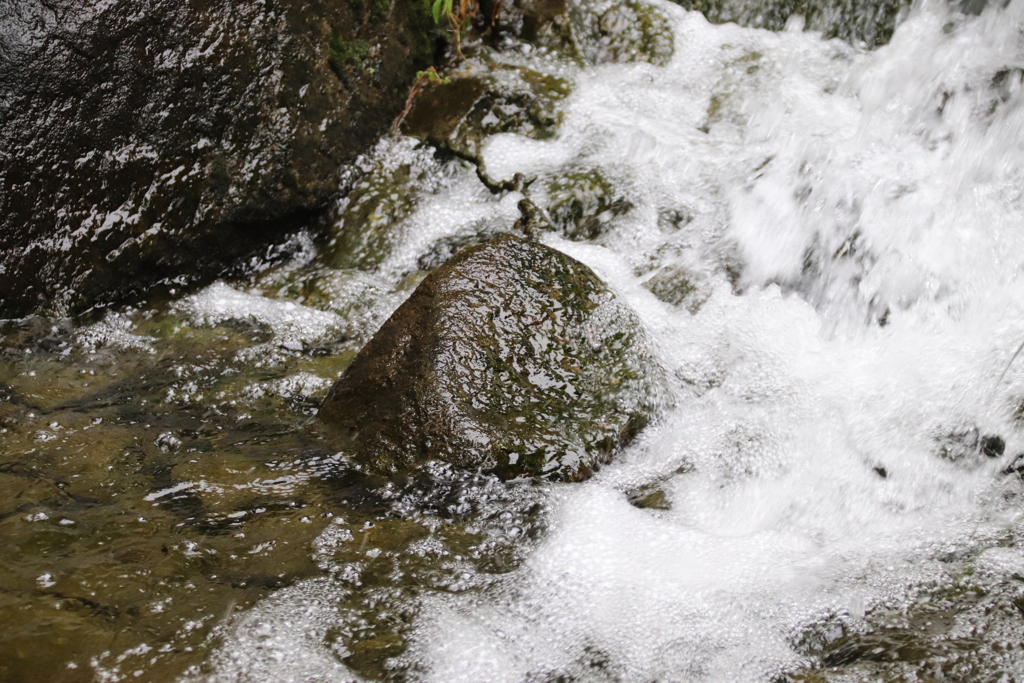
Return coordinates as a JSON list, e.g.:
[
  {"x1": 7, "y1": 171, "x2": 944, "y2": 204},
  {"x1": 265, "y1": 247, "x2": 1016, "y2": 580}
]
[{"x1": 329, "y1": 35, "x2": 370, "y2": 75}]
